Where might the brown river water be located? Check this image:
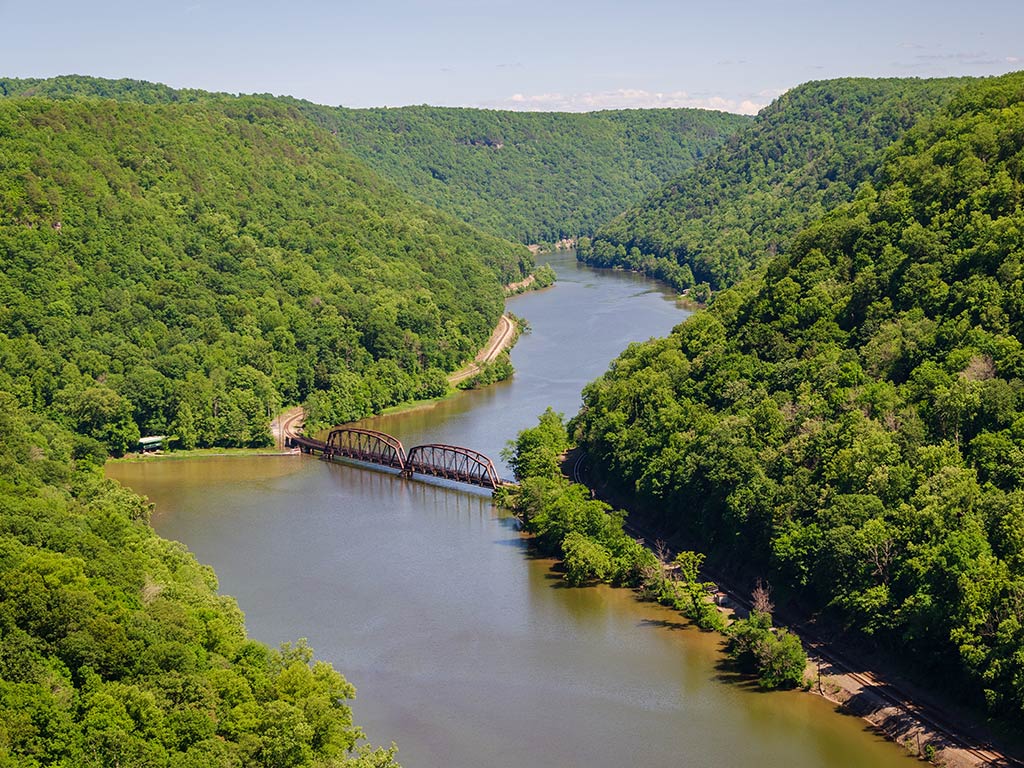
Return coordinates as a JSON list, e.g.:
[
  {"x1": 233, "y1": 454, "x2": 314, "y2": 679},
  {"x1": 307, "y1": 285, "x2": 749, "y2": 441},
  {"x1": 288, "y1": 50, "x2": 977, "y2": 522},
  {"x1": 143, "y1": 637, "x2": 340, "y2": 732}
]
[{"x1": 109, "y1": 253, "x2": 914, "y2": 767}]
